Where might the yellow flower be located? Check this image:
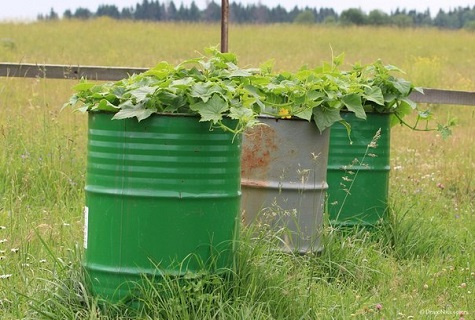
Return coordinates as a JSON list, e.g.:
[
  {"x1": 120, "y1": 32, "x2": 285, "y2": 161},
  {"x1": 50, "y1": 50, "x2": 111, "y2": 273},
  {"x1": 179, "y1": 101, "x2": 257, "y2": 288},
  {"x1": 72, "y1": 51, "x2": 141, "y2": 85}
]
[{"x1": 278, "y1": 108, "x2": 291, "y2": 119}]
